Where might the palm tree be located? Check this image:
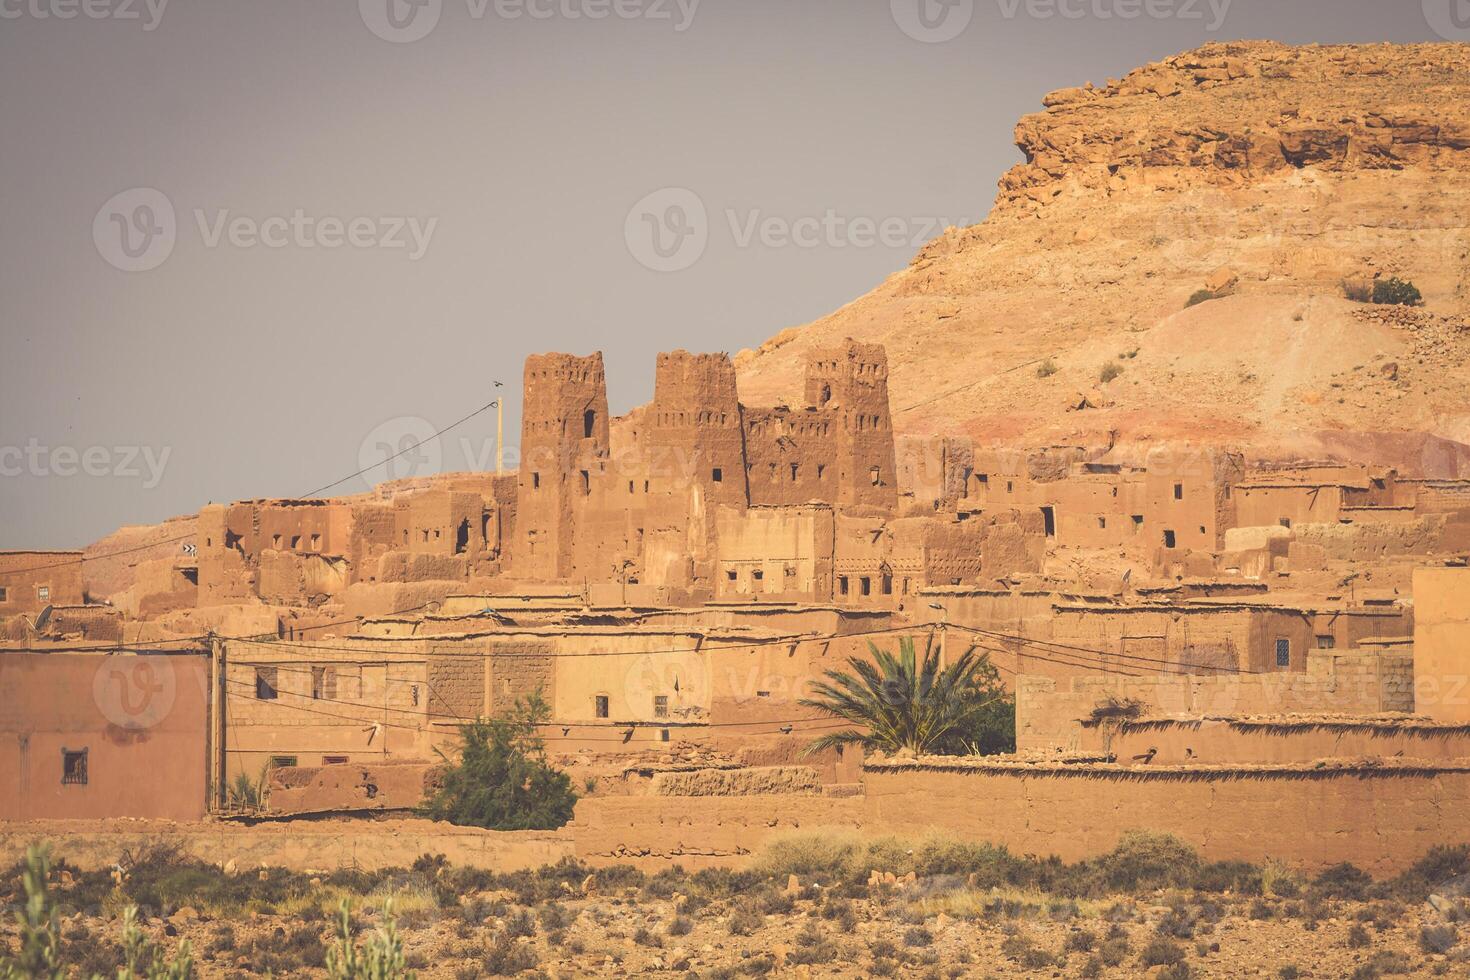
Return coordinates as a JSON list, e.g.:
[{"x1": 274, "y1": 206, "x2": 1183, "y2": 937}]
[{"x1": 799, "y1": 634, "x2": 1013, "y2": 757}]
